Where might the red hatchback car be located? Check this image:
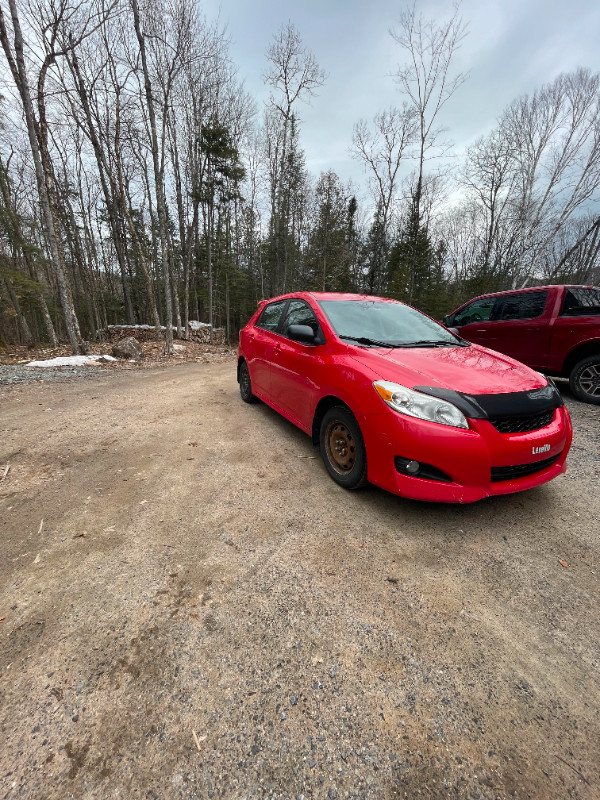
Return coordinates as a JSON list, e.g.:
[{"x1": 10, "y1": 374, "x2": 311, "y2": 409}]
[{"x1": 237, "y1": 293, "x2": 572, "y2": 503}]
